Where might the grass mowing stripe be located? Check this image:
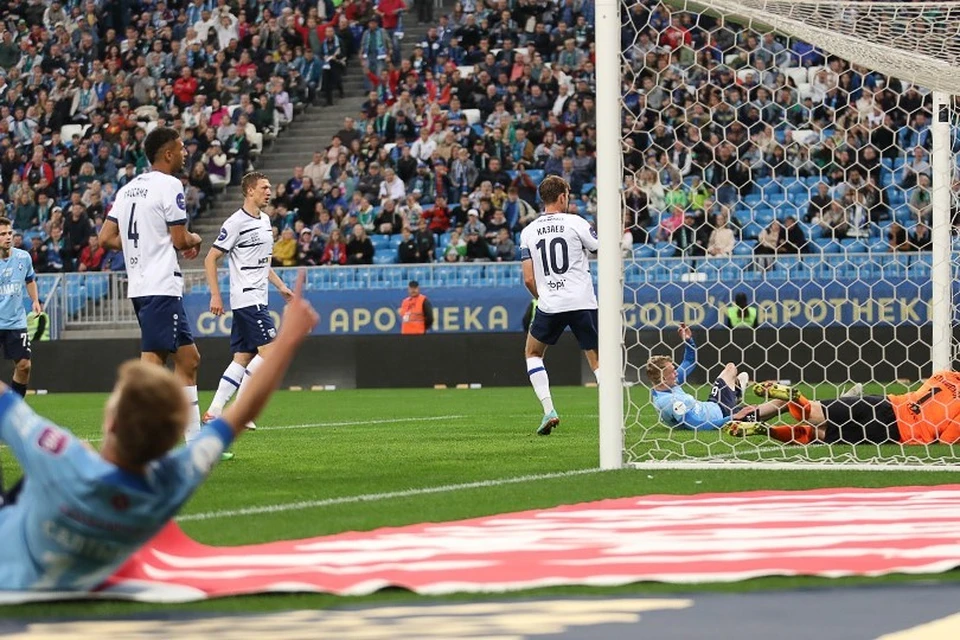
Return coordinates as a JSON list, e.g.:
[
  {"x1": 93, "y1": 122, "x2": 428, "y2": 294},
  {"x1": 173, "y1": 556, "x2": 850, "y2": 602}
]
[
  {"x1": 256, "y1": 415, "x2": 467, "y2": 431},
  {"x1": 178, "y1": 468, "x2": 605, "y2": 522}
]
